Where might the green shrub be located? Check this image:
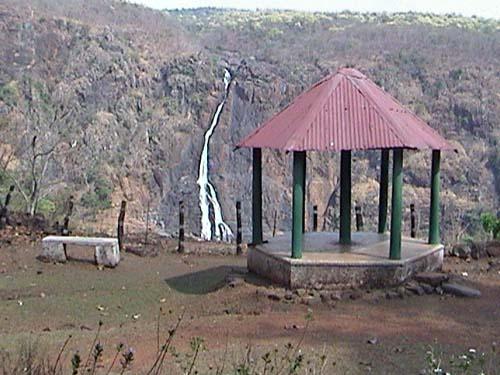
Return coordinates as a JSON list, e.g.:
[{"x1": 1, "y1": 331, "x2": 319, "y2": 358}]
[
  {"x1": 37, "y1": 198, "x2": 56, "y2": 217},
  {"x1": 481, "y1": 212, "x2": 500, "y2": 239},
  {"x1": 81, "y1": 177, "x2": 113, "y2": 210},
  {"x1": 0, "y1": 81, "x2": 18, "y2": 106}
]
